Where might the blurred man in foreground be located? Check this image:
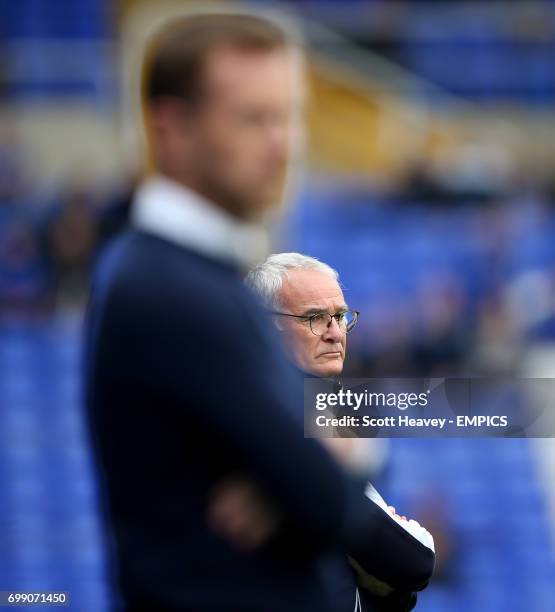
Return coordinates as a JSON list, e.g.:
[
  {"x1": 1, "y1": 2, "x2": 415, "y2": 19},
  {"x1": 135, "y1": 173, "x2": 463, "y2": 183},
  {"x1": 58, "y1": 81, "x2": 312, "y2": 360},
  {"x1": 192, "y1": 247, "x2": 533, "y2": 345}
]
[{"x1": 85, "y1": 13, "x2": 434, "y2": 612}]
